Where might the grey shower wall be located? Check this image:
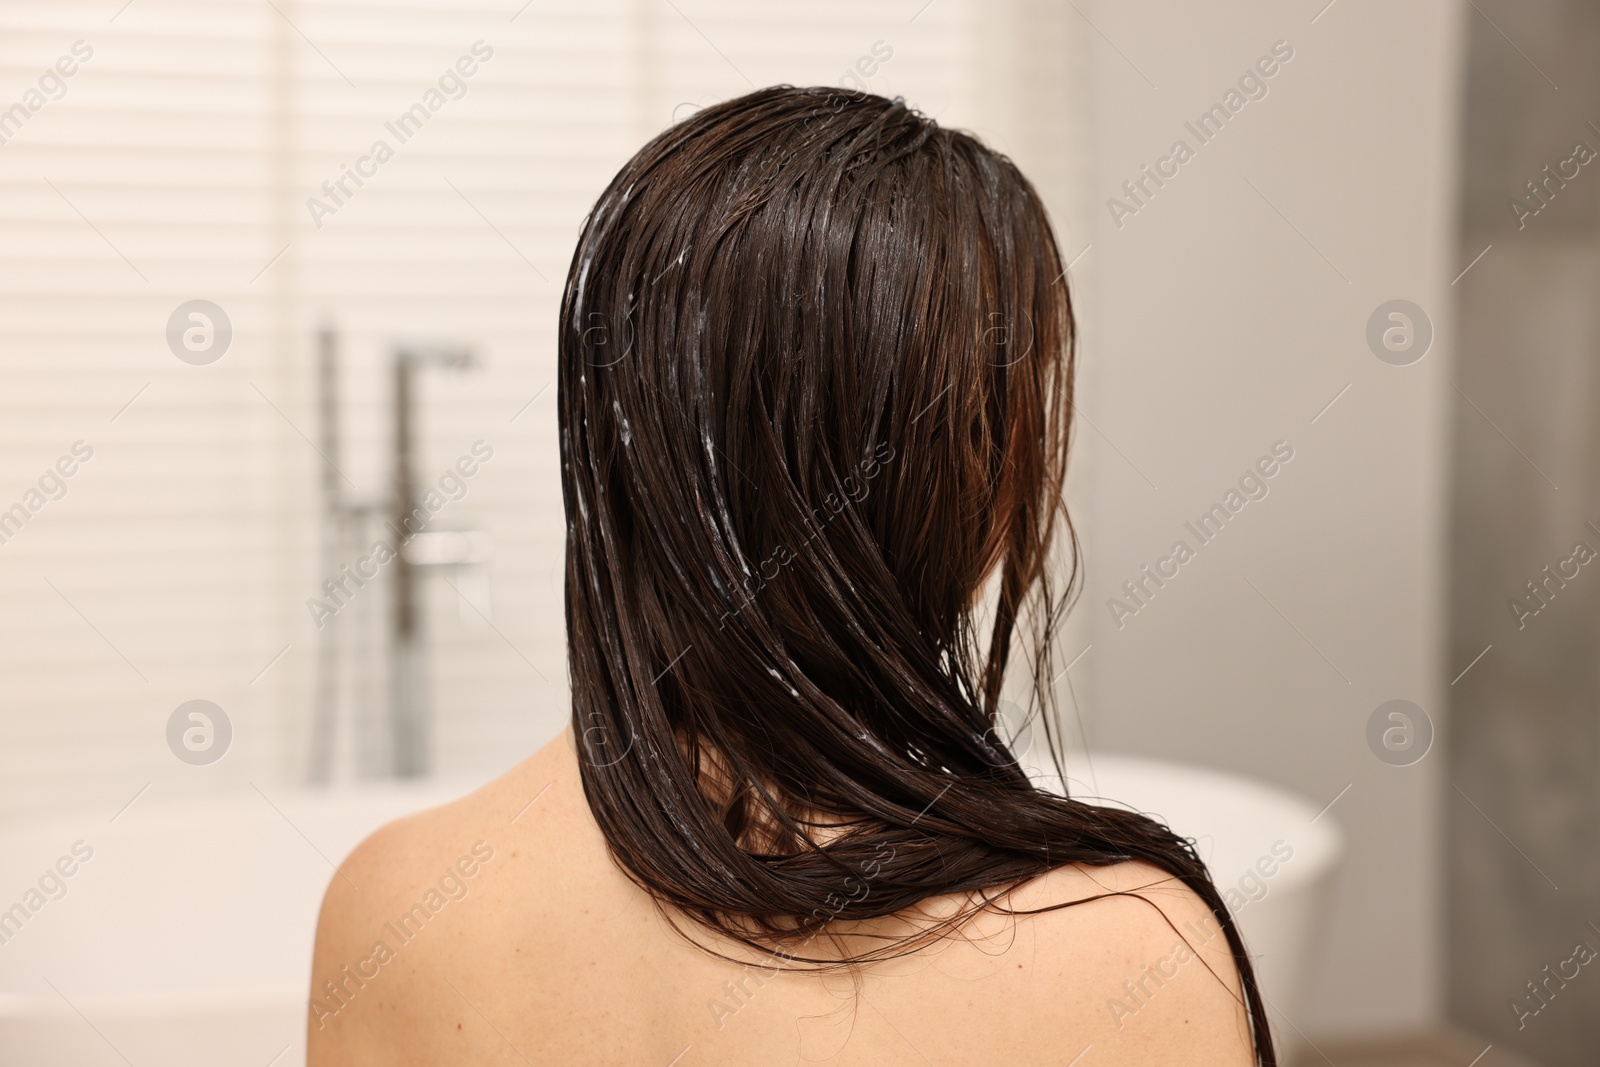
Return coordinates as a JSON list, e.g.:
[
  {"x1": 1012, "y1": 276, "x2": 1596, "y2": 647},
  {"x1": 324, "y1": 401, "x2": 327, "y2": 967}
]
[{"x1": 1451, "y1": 3, "x2": 1600, "y2": 1064}]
